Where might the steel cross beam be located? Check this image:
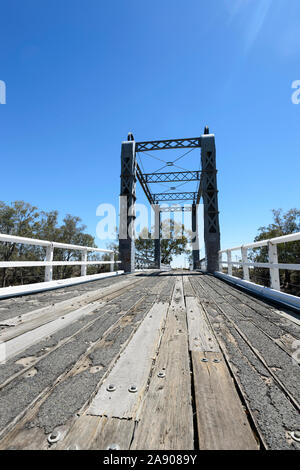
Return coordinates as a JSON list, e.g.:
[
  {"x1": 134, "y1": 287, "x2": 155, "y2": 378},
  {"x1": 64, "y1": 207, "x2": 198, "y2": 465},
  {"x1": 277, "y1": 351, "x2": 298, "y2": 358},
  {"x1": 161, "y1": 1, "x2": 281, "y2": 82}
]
[
  {"x1": 153, "y1": 192, "x2": 197, "y2": 202},
  {"x1": 136, "y1": 137, "x2": 201, "y2": 152},
  {"x1": 159, "y1": 206, "x2": 192, "y2": 212},
  {"x1": 143, "y1": 170, "x2": 200, "y2": 184}
]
